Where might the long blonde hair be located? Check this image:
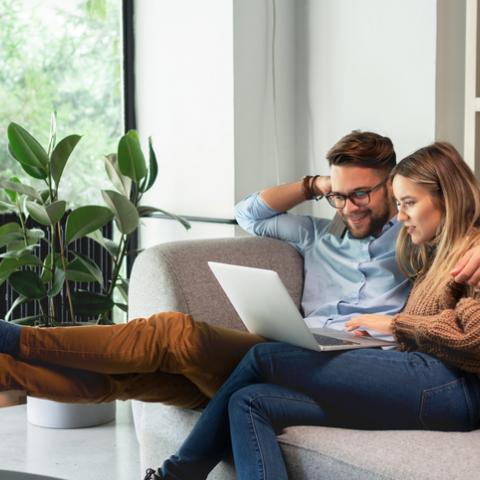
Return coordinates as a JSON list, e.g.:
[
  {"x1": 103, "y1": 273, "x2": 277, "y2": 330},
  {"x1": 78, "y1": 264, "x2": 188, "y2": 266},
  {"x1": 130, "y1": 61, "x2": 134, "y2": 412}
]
[{"x1": 391, "y1": 142, "x2": 480, "y2": 295}]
